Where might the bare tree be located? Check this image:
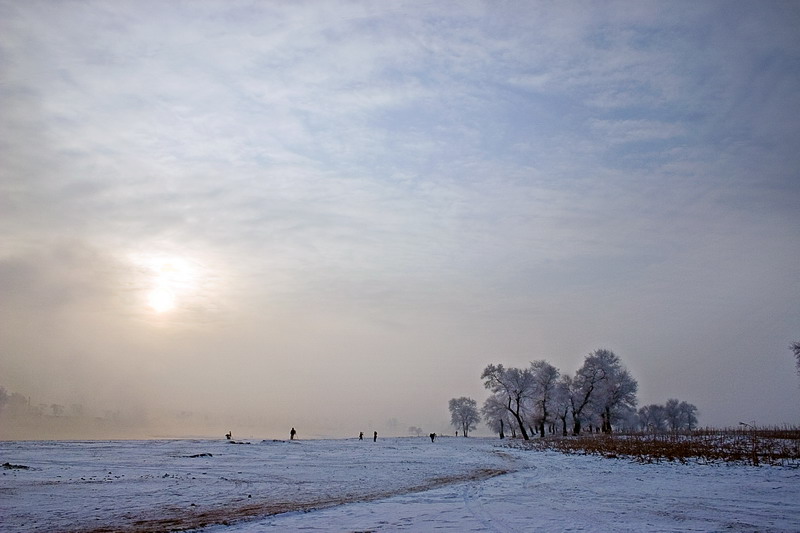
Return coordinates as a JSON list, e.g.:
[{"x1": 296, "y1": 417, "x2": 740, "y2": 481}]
[
  {"x1": 449, "y1": 397, "x2": 480, "y2": 437},
  {"x1": 481, "y1": 364, "x2": 536, "y2": 440},
  {"x1": 792, "y1": 341, "x2": 800, "y2": 376}
]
